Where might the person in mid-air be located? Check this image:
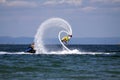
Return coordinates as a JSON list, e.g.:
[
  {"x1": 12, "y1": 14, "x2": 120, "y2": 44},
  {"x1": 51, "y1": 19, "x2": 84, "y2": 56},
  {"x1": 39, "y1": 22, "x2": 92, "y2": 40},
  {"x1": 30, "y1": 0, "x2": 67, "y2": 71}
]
[
  {"x1": 25, "y1": 43, "x2": 36, "y2": 53},
  {"x1": 61, "y1": 35, "x2": 72, "y2": 44}
]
